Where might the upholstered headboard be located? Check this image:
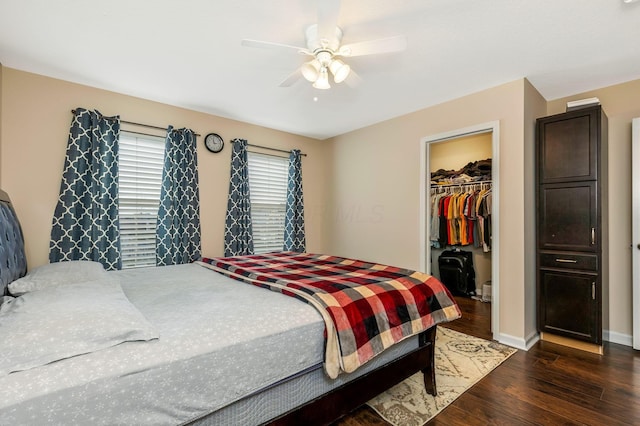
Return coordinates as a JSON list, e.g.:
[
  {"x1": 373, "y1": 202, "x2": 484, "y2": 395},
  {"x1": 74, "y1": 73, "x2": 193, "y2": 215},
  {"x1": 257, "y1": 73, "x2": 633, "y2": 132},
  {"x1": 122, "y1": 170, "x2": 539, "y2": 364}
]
[{"x1": 0, "y1": 189, "x2": 27, "y2": 295}]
